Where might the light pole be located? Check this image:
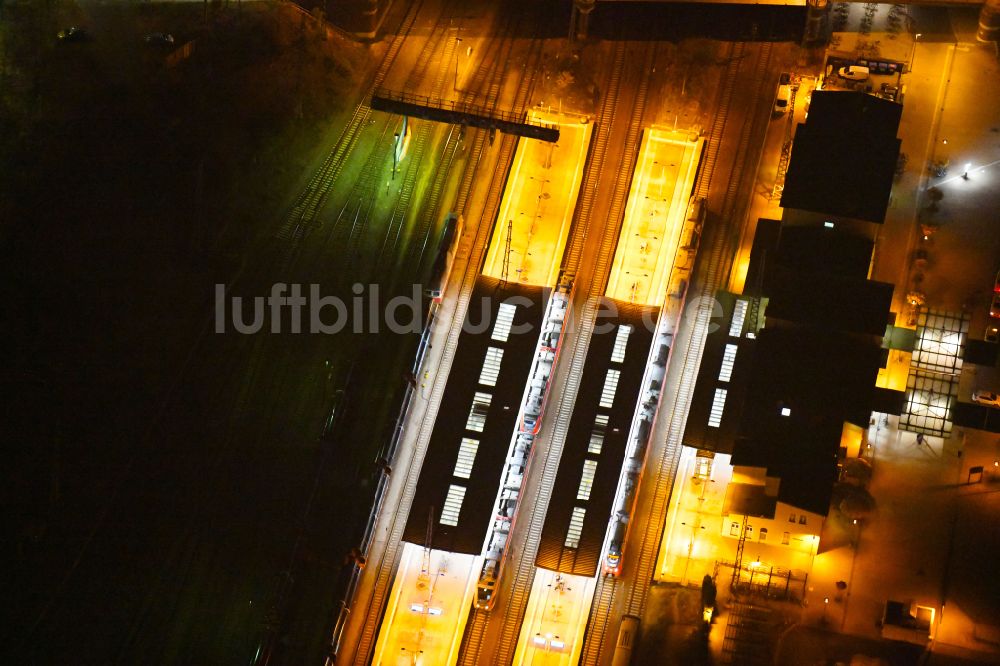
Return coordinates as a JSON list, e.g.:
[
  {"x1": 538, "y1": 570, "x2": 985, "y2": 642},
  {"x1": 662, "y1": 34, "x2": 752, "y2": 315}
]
[
  {"x1": 909, "y1": 33, "x2": 922, "y2": 73},
  {"x1": 393, "y1": 133, "x2": 399, "y2": 180},
  {"x1": 454, "y1": 37, "x2": 462, "y2": 92}
]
